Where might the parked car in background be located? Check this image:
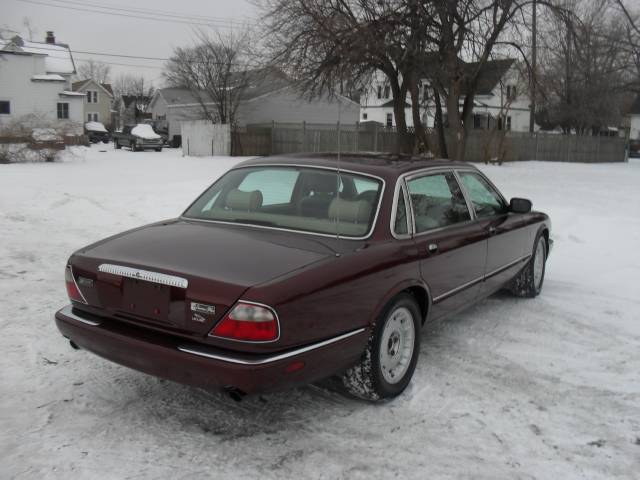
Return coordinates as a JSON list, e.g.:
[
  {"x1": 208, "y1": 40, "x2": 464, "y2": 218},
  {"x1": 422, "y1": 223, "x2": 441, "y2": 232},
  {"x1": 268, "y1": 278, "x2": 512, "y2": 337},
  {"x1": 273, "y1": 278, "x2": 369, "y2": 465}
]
[
  {"x1": 629, "y1": 140, "x2": 640, "y2": 158},
  {"x1": 84, "y1": 121, "x2": 110, "y2": 144},
  {"x1": 55, "y1": 153, "x2": 552, "y2": 401},
  {"x1": 112, "y1": 124, "x2": 163, "y2": 152}
]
